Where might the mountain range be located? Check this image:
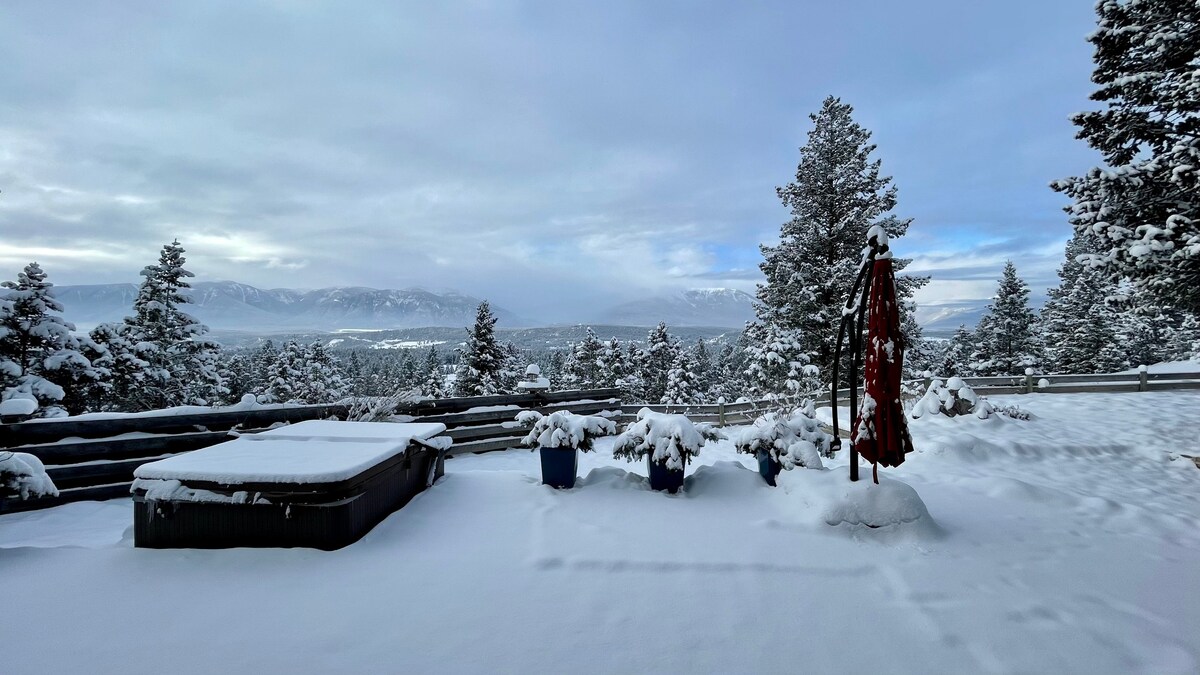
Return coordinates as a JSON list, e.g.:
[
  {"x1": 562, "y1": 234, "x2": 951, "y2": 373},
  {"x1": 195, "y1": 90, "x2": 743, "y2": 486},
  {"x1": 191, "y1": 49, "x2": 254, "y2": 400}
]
[
  {"x1": 54, "y1": 282, "x2": 527, "y2": 331},
  {"x1": 51, "y1": 280, "x2": 989, "y2": 335}
]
